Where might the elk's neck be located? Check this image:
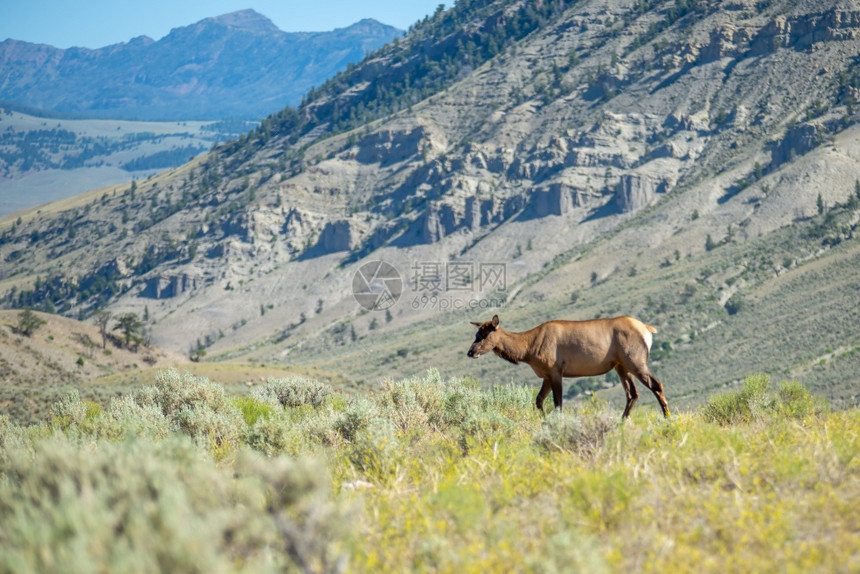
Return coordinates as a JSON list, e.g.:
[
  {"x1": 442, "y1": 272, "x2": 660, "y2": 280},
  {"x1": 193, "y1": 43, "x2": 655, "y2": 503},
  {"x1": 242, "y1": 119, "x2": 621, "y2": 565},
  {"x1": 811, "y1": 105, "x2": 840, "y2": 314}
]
[{"x1": 494, "y1": 328, "x2": 534, "y2": 365}]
